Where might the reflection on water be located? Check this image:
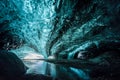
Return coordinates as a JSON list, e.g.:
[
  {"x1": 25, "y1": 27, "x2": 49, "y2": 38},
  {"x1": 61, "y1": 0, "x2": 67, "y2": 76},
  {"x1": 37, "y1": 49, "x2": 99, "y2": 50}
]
[{"x1": 24, "y1": 60, "x2": 90, "y2": 80}]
